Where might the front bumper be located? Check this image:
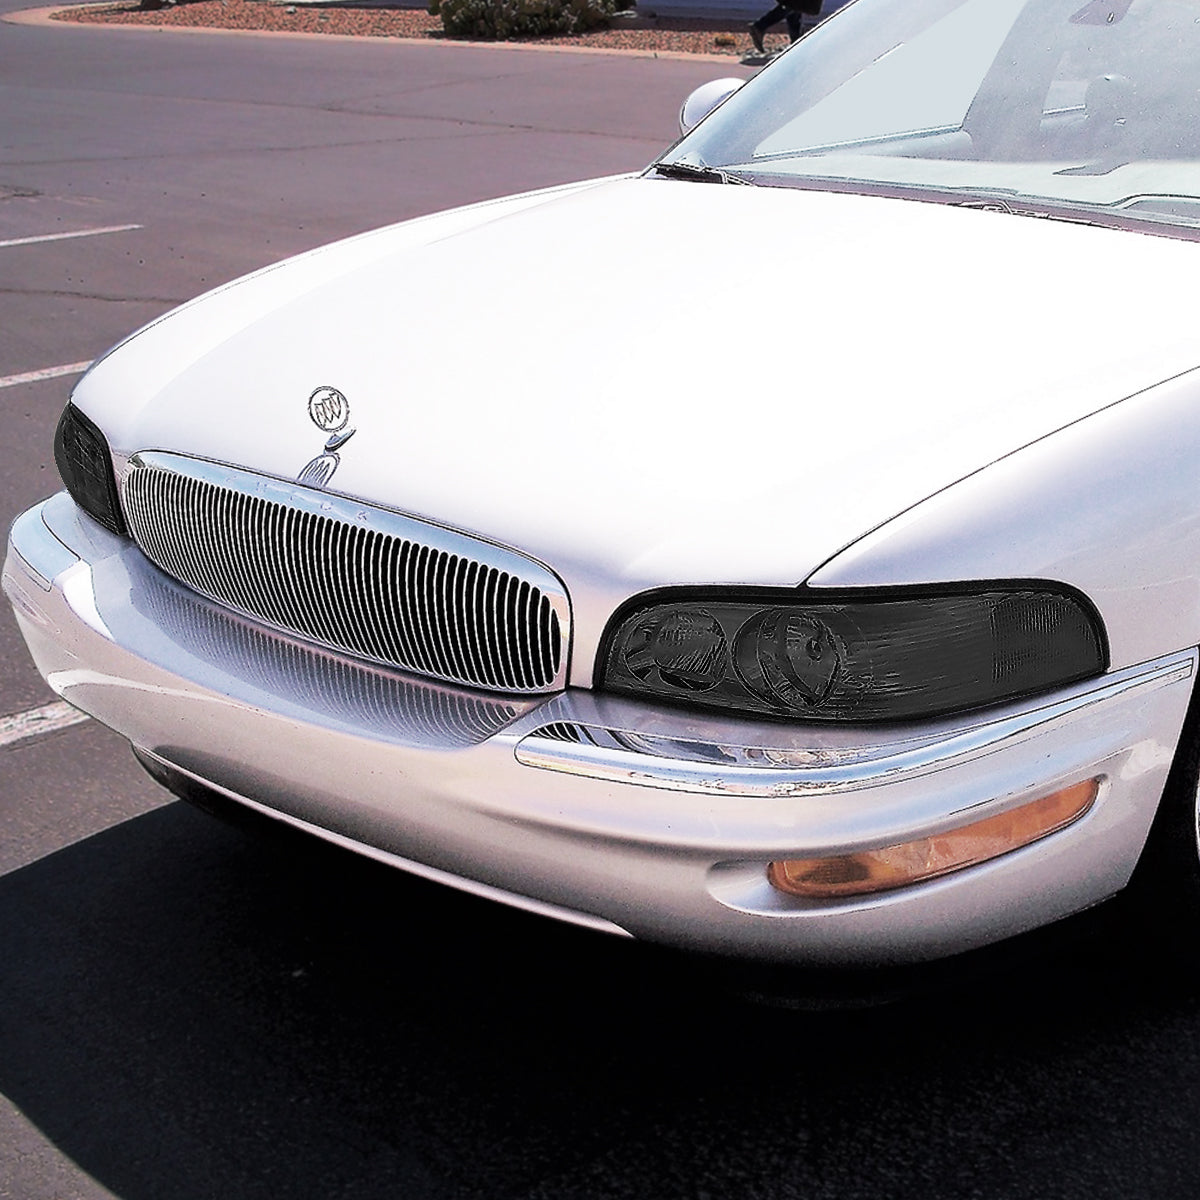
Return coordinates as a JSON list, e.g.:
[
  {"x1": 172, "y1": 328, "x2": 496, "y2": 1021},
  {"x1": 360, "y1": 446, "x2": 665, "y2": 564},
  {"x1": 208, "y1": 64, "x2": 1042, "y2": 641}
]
[{"x1": 5, "y1": 493, "x2": 1195, "y2": 966}]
